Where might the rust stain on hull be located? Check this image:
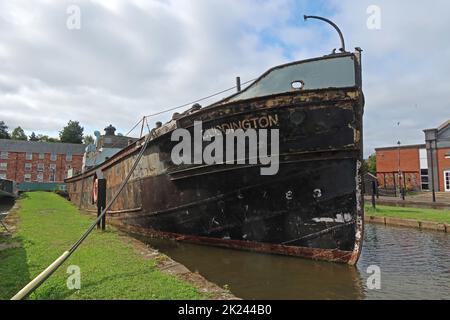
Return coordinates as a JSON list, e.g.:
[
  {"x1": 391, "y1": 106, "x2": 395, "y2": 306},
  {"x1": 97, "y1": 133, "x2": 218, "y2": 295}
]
[{"x1": 108, "y1": 221, "x2": 353, "y2": 264}]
